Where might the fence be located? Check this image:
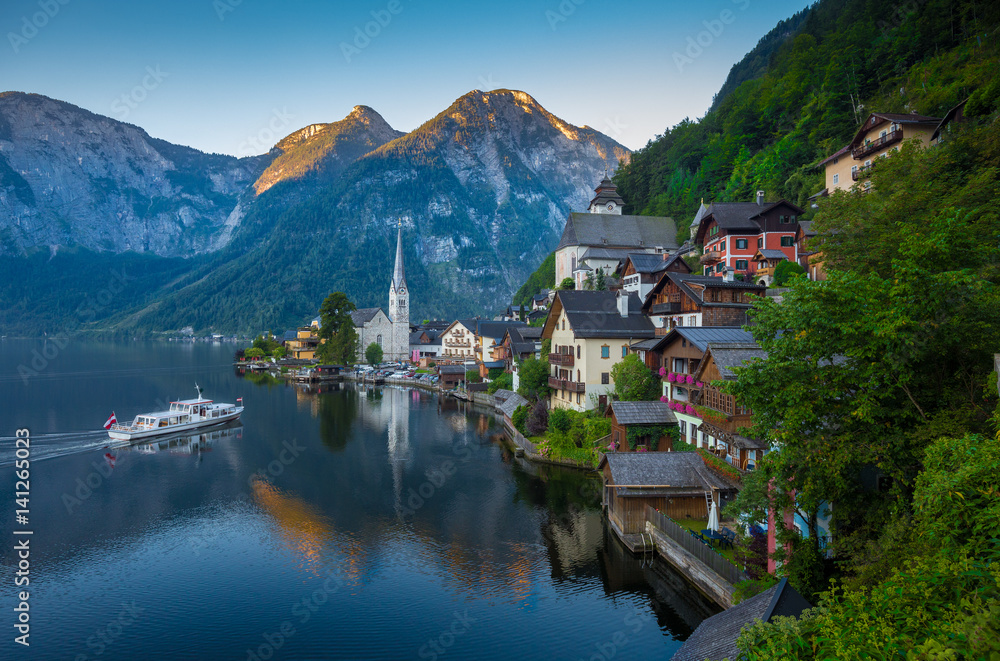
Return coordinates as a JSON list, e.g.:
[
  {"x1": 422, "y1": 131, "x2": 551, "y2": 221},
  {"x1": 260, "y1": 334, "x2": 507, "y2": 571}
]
[
  {"x1": 645, "y1": 505, "x2": 748, "y2": 585},
  {"x1": 503, "y1": 420, "x2": 539, "y2": 455}
]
